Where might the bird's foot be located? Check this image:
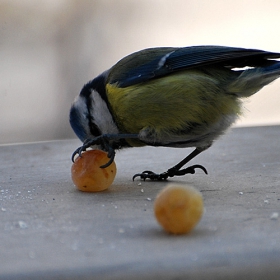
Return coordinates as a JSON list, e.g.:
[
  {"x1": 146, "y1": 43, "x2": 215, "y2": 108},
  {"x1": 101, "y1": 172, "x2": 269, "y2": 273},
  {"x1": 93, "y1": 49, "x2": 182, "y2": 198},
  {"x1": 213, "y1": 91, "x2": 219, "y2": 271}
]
[
  {"x1": 132, "y1": 164, "x2": 208, "y2": 181},
  {"x1": 71, "y1": 135, "x2": 115, "y2": 168},
  {"x1": 133, "y1": 170, "x2": 169, "y2": 181}
]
